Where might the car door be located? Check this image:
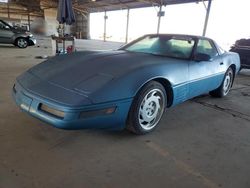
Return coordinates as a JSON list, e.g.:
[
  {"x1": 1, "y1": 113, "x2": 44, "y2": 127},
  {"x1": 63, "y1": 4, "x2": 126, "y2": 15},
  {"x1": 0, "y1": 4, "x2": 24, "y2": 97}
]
[
  {"x1": 188, "y1": 39, "x2": 224, "y2": 99},
  {"x1": 0, "y1": 21, "x2": 14, "y2": 43}
]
